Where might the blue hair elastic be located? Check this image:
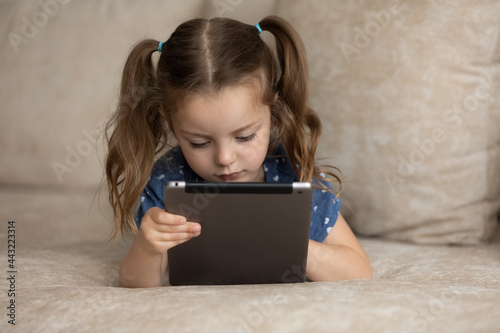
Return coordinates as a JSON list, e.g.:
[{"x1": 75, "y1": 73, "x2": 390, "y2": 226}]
[
  {"x1": 158, "y1": 42, "x2": 163, "y2": 53},
  {"x1": 255, "y1": 23, "x2": 262, "y2": 34}
]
